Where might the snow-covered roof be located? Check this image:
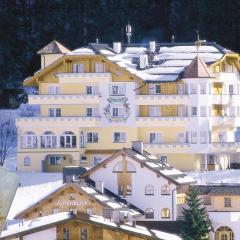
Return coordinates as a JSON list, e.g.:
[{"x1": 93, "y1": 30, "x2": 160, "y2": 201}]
[
  {"x1": 1, "y1": 212, "x2": 182, "y2": 240},
  {"x1": 14, "y1": 180, "x2": 142, "y2": 219},
  {"x1": 66, "y1": 42, "x2": 226, "y2": 83},
  {"x1": 83, "y1": 148, "x2": 195, "y2": 186}
]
